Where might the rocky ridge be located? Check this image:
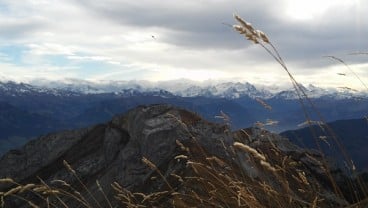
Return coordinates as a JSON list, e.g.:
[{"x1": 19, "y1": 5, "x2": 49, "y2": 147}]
[{"x1": 0, "y1": 104, "x2": 363, "y2": 207}]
